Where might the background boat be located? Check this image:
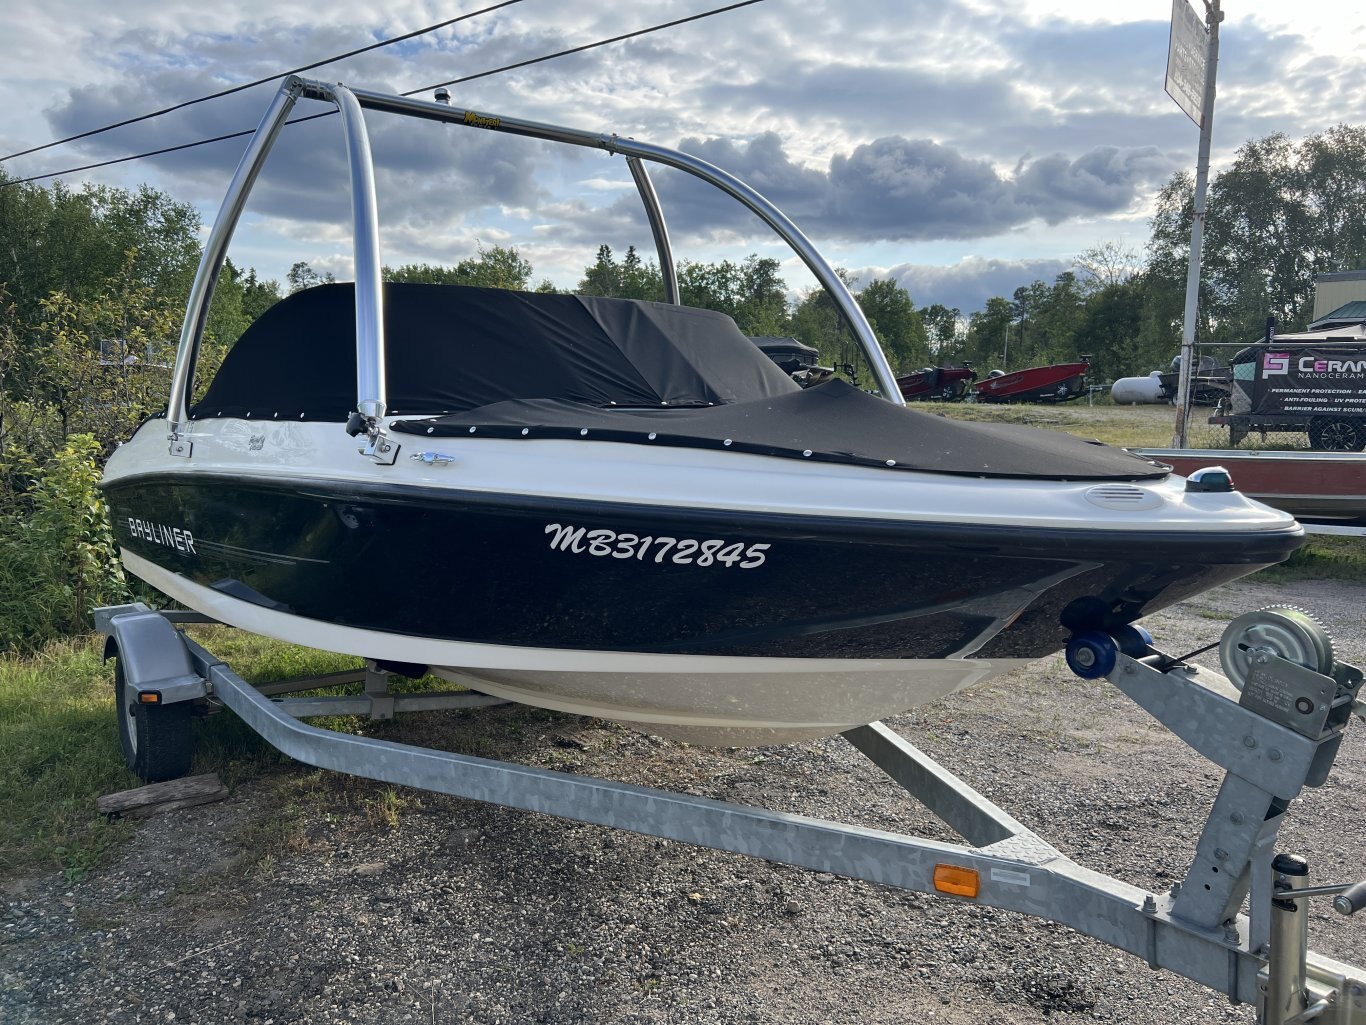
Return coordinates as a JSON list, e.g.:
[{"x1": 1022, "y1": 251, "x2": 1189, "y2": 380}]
[
  {"x1": 973, "y1": 359, "x2": 1089, "y2": 403},
  {"x1": 896, "y1": 365, "x2": 976, "y2": 401},
  {"x1": 1130, "y1": 447, "x2": 1366, "y2": 521}
]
